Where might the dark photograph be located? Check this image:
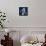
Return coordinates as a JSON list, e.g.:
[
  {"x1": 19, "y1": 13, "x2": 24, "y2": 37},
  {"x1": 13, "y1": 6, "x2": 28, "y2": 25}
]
[{"x1": 19, "y1": 7, "x2": 28, "y2": 16}]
